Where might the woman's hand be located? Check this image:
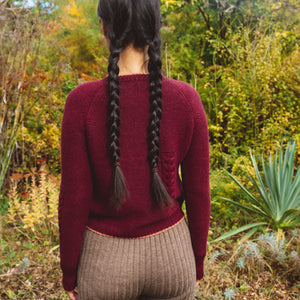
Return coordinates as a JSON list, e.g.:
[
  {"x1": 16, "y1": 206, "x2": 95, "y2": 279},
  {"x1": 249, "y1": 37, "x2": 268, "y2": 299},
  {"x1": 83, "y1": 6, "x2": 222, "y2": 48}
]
[
  {"x1": 66, "y1": 288, "x2": 79, "y2": 300},
  {"x1": 195, "y1": 280, "x2": 201, "y2": 288}
]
